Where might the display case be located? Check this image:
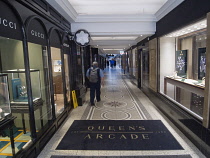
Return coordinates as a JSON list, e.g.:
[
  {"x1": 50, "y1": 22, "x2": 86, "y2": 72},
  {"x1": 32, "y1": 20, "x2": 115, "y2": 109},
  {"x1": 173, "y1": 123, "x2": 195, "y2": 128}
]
[
  {"x1": 0, "y1": 74, "x2": 11, "y2": 121},
  {"x1": 2, "y1": 69, "x2": 41, "y2": 103}
]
